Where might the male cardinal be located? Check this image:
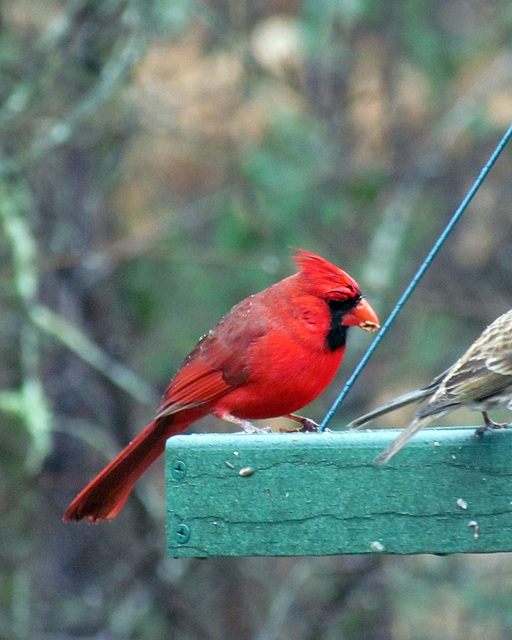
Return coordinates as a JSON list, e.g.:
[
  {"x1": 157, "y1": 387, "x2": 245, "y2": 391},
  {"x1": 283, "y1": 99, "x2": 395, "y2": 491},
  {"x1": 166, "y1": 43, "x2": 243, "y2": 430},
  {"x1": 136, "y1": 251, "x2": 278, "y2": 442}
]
[
  {"x1": 63, "y1": 249, "x2": 379, "y2": 522},
  {"x1": 349, "y1": 308, "x2": 512, "y2": 464}
]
